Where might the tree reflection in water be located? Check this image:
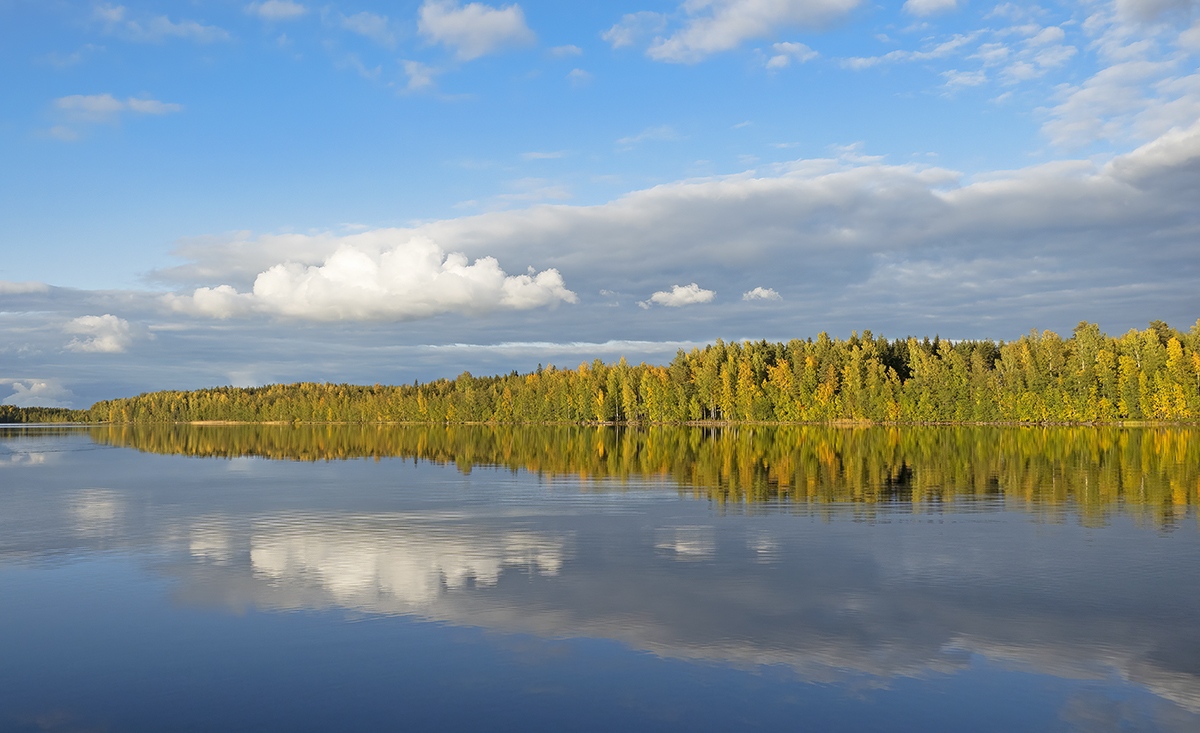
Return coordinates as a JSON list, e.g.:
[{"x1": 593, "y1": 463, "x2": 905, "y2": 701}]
[{"x1": 88, "y1": 423, "x2": 1199, "y2": 528}]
